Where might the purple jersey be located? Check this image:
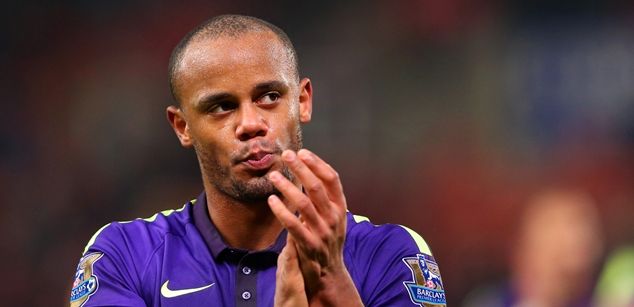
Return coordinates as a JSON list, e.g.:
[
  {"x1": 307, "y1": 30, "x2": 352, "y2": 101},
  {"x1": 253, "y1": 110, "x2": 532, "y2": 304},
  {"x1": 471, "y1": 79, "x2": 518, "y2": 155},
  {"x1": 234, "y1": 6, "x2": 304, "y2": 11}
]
[{"x1": 70, "y1": 193, "x2": 446, "y2": 306}]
